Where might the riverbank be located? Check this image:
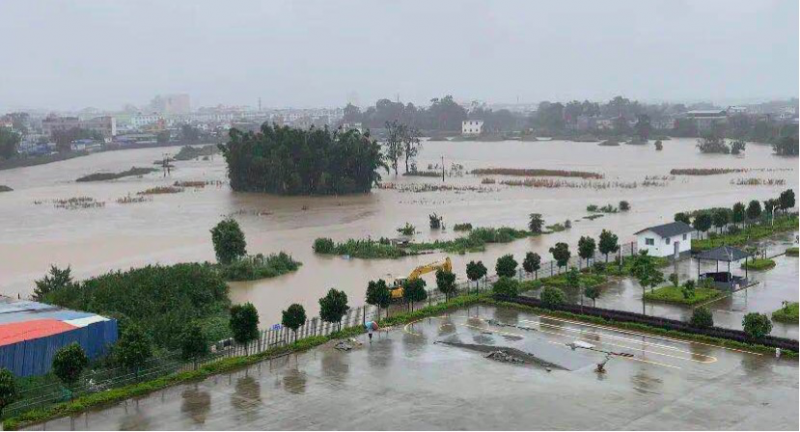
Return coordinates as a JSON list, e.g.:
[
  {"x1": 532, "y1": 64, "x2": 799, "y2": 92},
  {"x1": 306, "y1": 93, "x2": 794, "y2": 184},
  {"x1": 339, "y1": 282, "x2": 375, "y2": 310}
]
[{"x1": 0, "y1": 151, "x2": 88, "y2": 171}]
